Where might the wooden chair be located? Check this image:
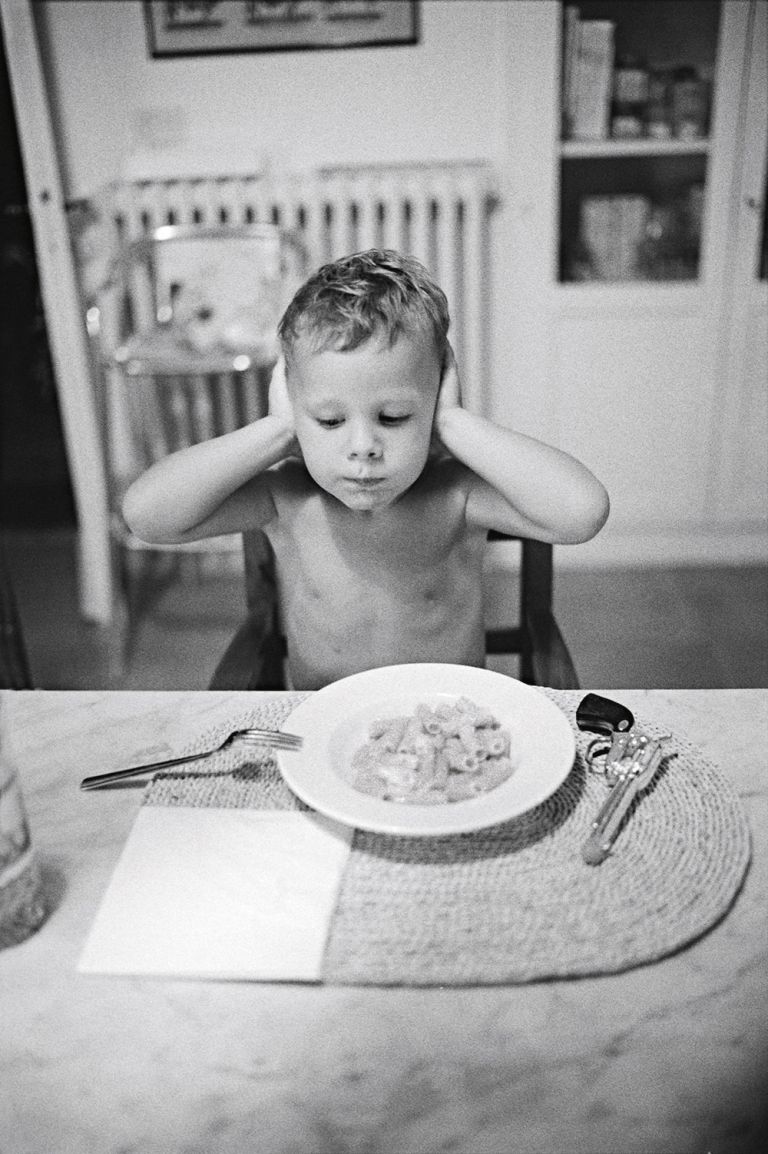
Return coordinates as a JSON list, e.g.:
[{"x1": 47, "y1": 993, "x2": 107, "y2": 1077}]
[{"x1": 210, "y1": 528, "x2": 579, "y2": 691}]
